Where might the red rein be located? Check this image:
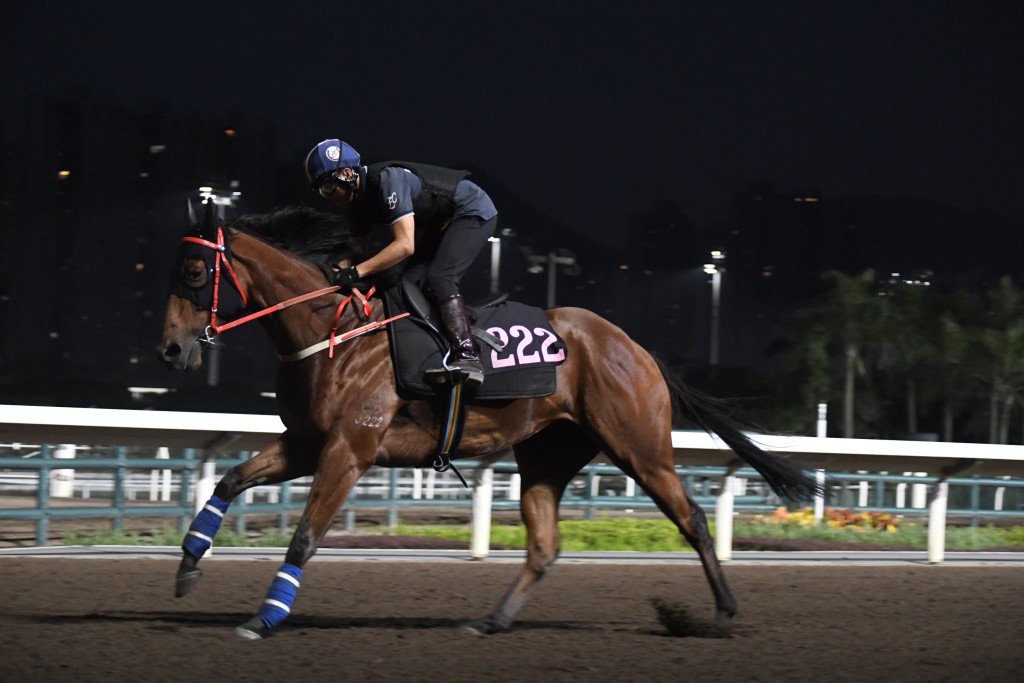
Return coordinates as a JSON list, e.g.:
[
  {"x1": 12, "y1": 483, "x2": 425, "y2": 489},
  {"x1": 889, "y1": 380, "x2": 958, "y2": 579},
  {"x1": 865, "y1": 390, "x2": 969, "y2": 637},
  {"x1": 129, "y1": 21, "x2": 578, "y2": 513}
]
[{"x1": 181, "y1": 229, "x2": 408, "y2": 356}]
